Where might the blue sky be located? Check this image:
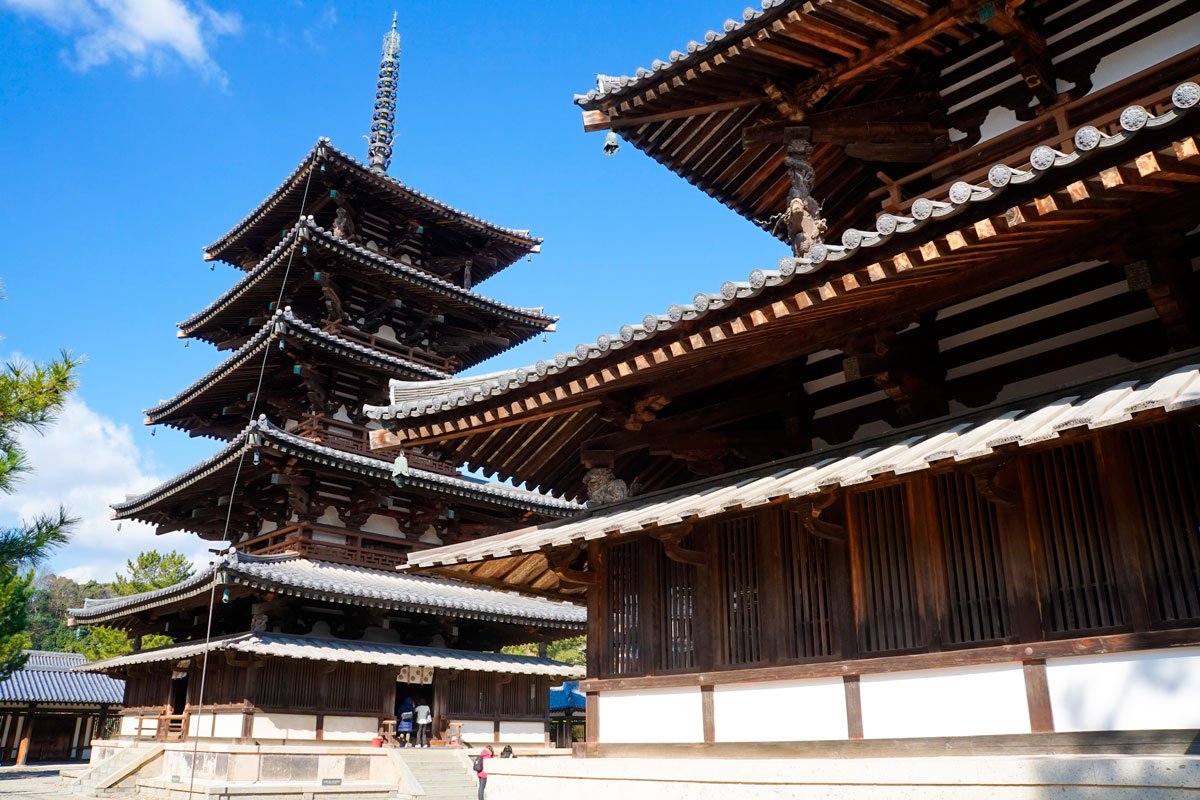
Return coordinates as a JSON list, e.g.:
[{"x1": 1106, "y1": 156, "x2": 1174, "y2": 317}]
[{"x1": 0, "y1": 0, "x2": 785, "y2": 580}]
